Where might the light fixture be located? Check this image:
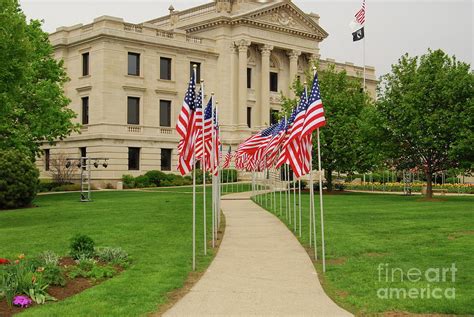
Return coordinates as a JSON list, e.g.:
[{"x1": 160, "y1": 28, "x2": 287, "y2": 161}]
[
  {"x1": 103, "y1": 160, "x2": 108, "y2": 168},
  {"x1": 65, "y1": 161, "x2": 71, "y2": 168},
  {"x1": 94, "y1": 161, "x2": 99, "y2": 168}
]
